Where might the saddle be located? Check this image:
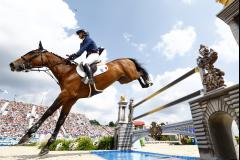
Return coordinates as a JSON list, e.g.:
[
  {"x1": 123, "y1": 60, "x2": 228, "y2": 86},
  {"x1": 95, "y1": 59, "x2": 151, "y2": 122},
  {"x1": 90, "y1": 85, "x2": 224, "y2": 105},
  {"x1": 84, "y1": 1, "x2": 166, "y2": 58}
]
[{"x1": 76, "y1": 61, "x2": 108, "y2": 84}]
